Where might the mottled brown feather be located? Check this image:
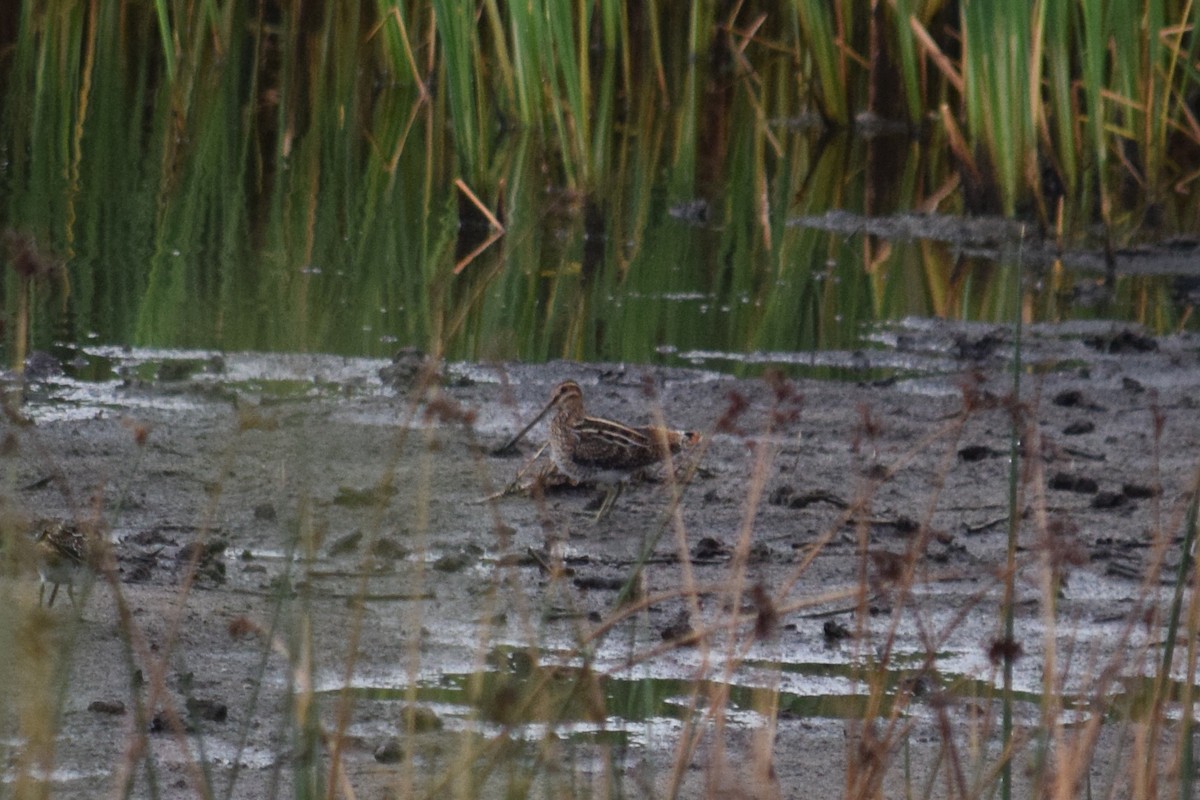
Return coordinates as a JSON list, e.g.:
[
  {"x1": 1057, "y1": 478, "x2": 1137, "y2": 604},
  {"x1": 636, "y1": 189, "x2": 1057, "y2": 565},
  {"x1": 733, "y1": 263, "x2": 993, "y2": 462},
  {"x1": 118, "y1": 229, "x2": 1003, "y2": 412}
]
[{"x1": 543, "y1": 381, "x2": 696, "y2": 483}]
